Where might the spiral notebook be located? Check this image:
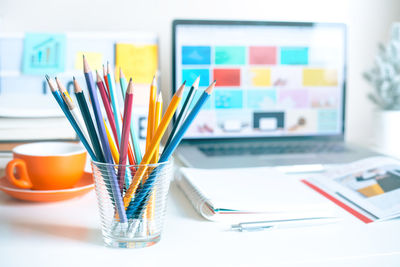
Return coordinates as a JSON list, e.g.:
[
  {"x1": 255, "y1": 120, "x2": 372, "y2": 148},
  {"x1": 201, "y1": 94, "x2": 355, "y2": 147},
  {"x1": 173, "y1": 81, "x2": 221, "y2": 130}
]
[{"x1": 177, "y1": 167, "x2": 335, "y2": 222}]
